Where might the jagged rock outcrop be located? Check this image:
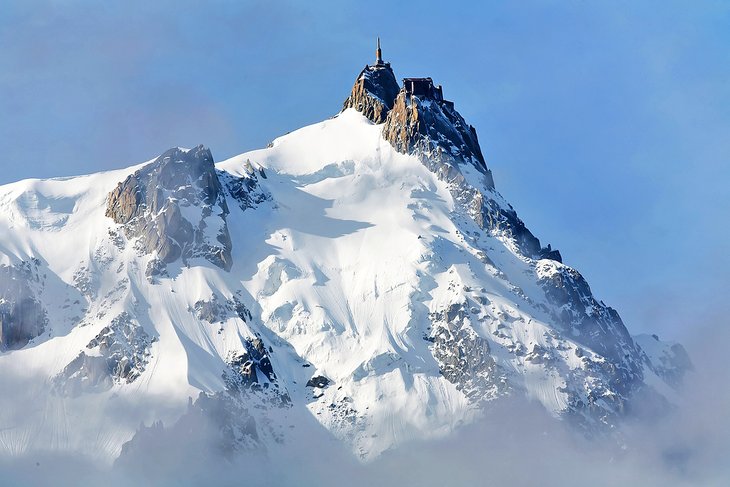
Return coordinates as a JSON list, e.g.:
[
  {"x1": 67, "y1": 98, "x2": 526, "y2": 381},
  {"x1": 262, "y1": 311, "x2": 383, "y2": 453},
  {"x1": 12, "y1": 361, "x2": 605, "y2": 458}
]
[
  {"x1": 224, "y1": 336, "x2": 290, "y2": 406},
  {"x1": 535, "y1": 260, "x2": 641, "y2": 369},
  {"x1": 226, "y1": 337, "x2": 276, "y2": 387},
  {"x1": 428, "y1": 303, "x2": 508, "y2": 404},
  {"x1": 55, "y1": 312, "x2": 156, "y2": 395},
  {"x1": 305, "y1": 375, "x2": 330, "y2": 388},
  {"x1": 105, "y1": 145, "x2": 233, "y2": 271},
  {"x1": 383, "y1": 80, "x2": 489, "y2": 175},
  {"x1": 339, "y1": 45, "x2": 566, "y2": 265},
  {"x1": 220, "y1": 158, "x2": 270, "y2": 212},
  {"x1": 192, "y1": 292, "x2": 252, "y2": 324},
  {"x1": 472, "y1": 191, "x2": 563, "y2": 262},
  {"x1": 530, "y1": 259, "x2": 678, "y2": 427},
  {"x1": 342, "y1": 63, "x2": 400, "y2": 124},
  {"x1": 0, "y1": 261, "x2": 47, "y2": 350}
]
